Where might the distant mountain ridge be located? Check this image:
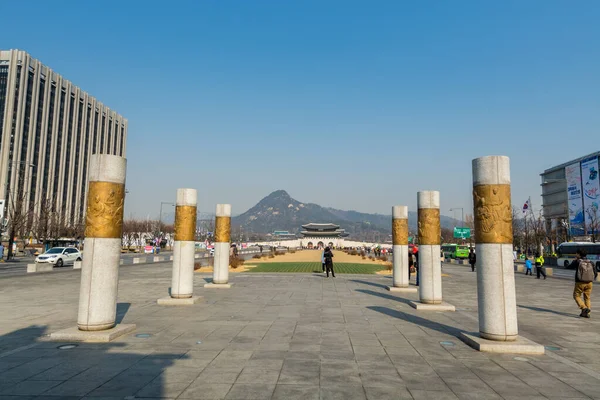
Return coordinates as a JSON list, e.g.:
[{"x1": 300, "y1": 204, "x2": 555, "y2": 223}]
[{"x1": 232, "y1": 190, "x2": 460, "y2": 238}]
